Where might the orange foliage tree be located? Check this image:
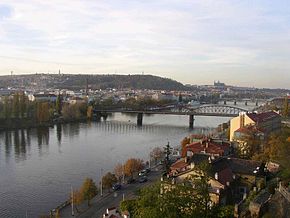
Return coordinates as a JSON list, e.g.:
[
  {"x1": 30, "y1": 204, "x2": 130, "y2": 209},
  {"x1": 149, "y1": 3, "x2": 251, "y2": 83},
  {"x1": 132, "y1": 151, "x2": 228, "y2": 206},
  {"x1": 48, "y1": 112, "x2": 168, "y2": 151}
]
[
  {"x1": 124, "y1": 158, "x2": 144, "y2": 178},
  {"x1": 181, "y1": 137, "x2": 190, "y2": 158}
]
